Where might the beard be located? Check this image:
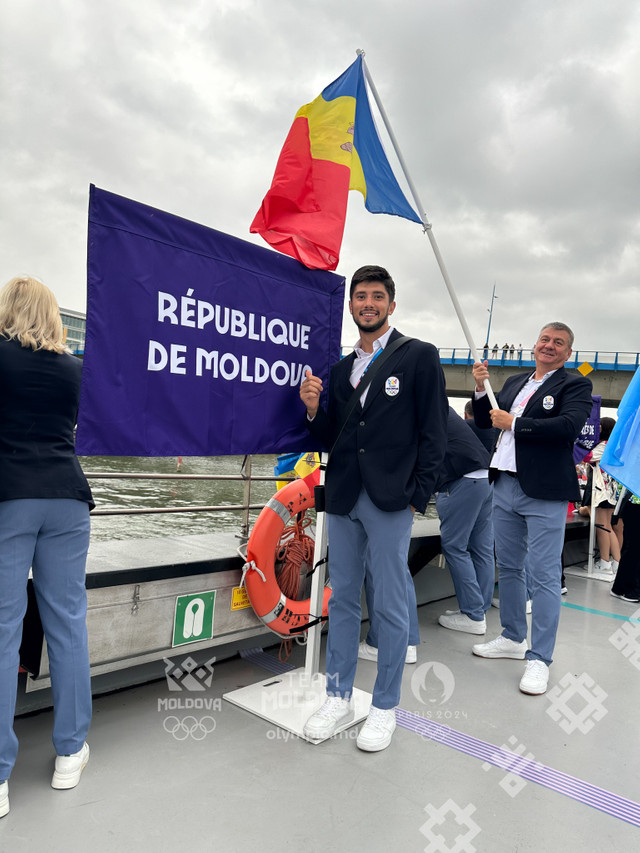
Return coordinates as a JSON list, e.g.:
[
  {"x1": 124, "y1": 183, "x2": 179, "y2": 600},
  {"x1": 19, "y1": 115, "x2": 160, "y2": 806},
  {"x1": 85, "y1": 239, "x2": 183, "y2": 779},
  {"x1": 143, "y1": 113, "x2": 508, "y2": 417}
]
[{"x1": 353, "y1": 311, "x2": 389, "y2": 334}]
